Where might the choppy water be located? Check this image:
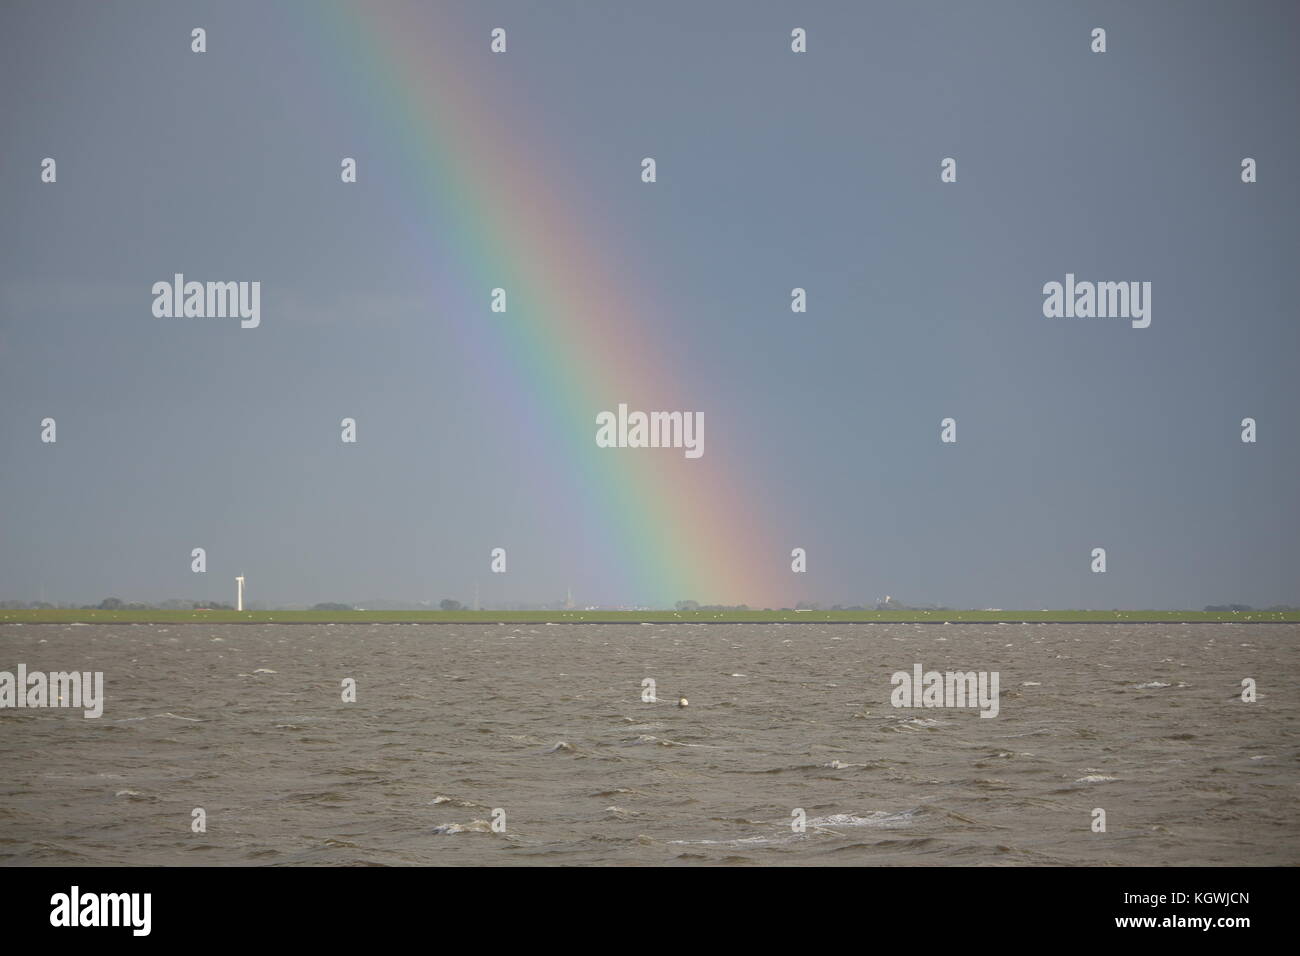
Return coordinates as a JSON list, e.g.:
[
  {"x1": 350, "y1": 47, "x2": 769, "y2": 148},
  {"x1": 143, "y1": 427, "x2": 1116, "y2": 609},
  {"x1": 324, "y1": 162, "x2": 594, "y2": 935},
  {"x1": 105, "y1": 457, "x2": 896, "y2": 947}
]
[{"x1": 1, "y1": 623, "x2": 1295, "y2": 865}]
